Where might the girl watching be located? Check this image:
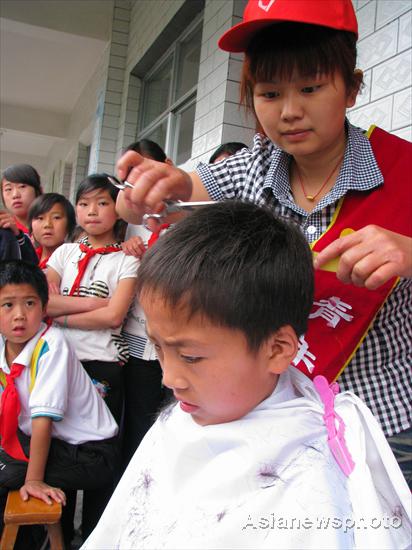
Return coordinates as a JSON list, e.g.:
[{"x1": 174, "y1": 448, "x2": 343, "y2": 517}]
[
  {"x1": 29, "y1": 193, "x2": 76, "y2": 270},
  {"x1": 46, "y1": 174, "x2": 138, "y2": 539}
]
